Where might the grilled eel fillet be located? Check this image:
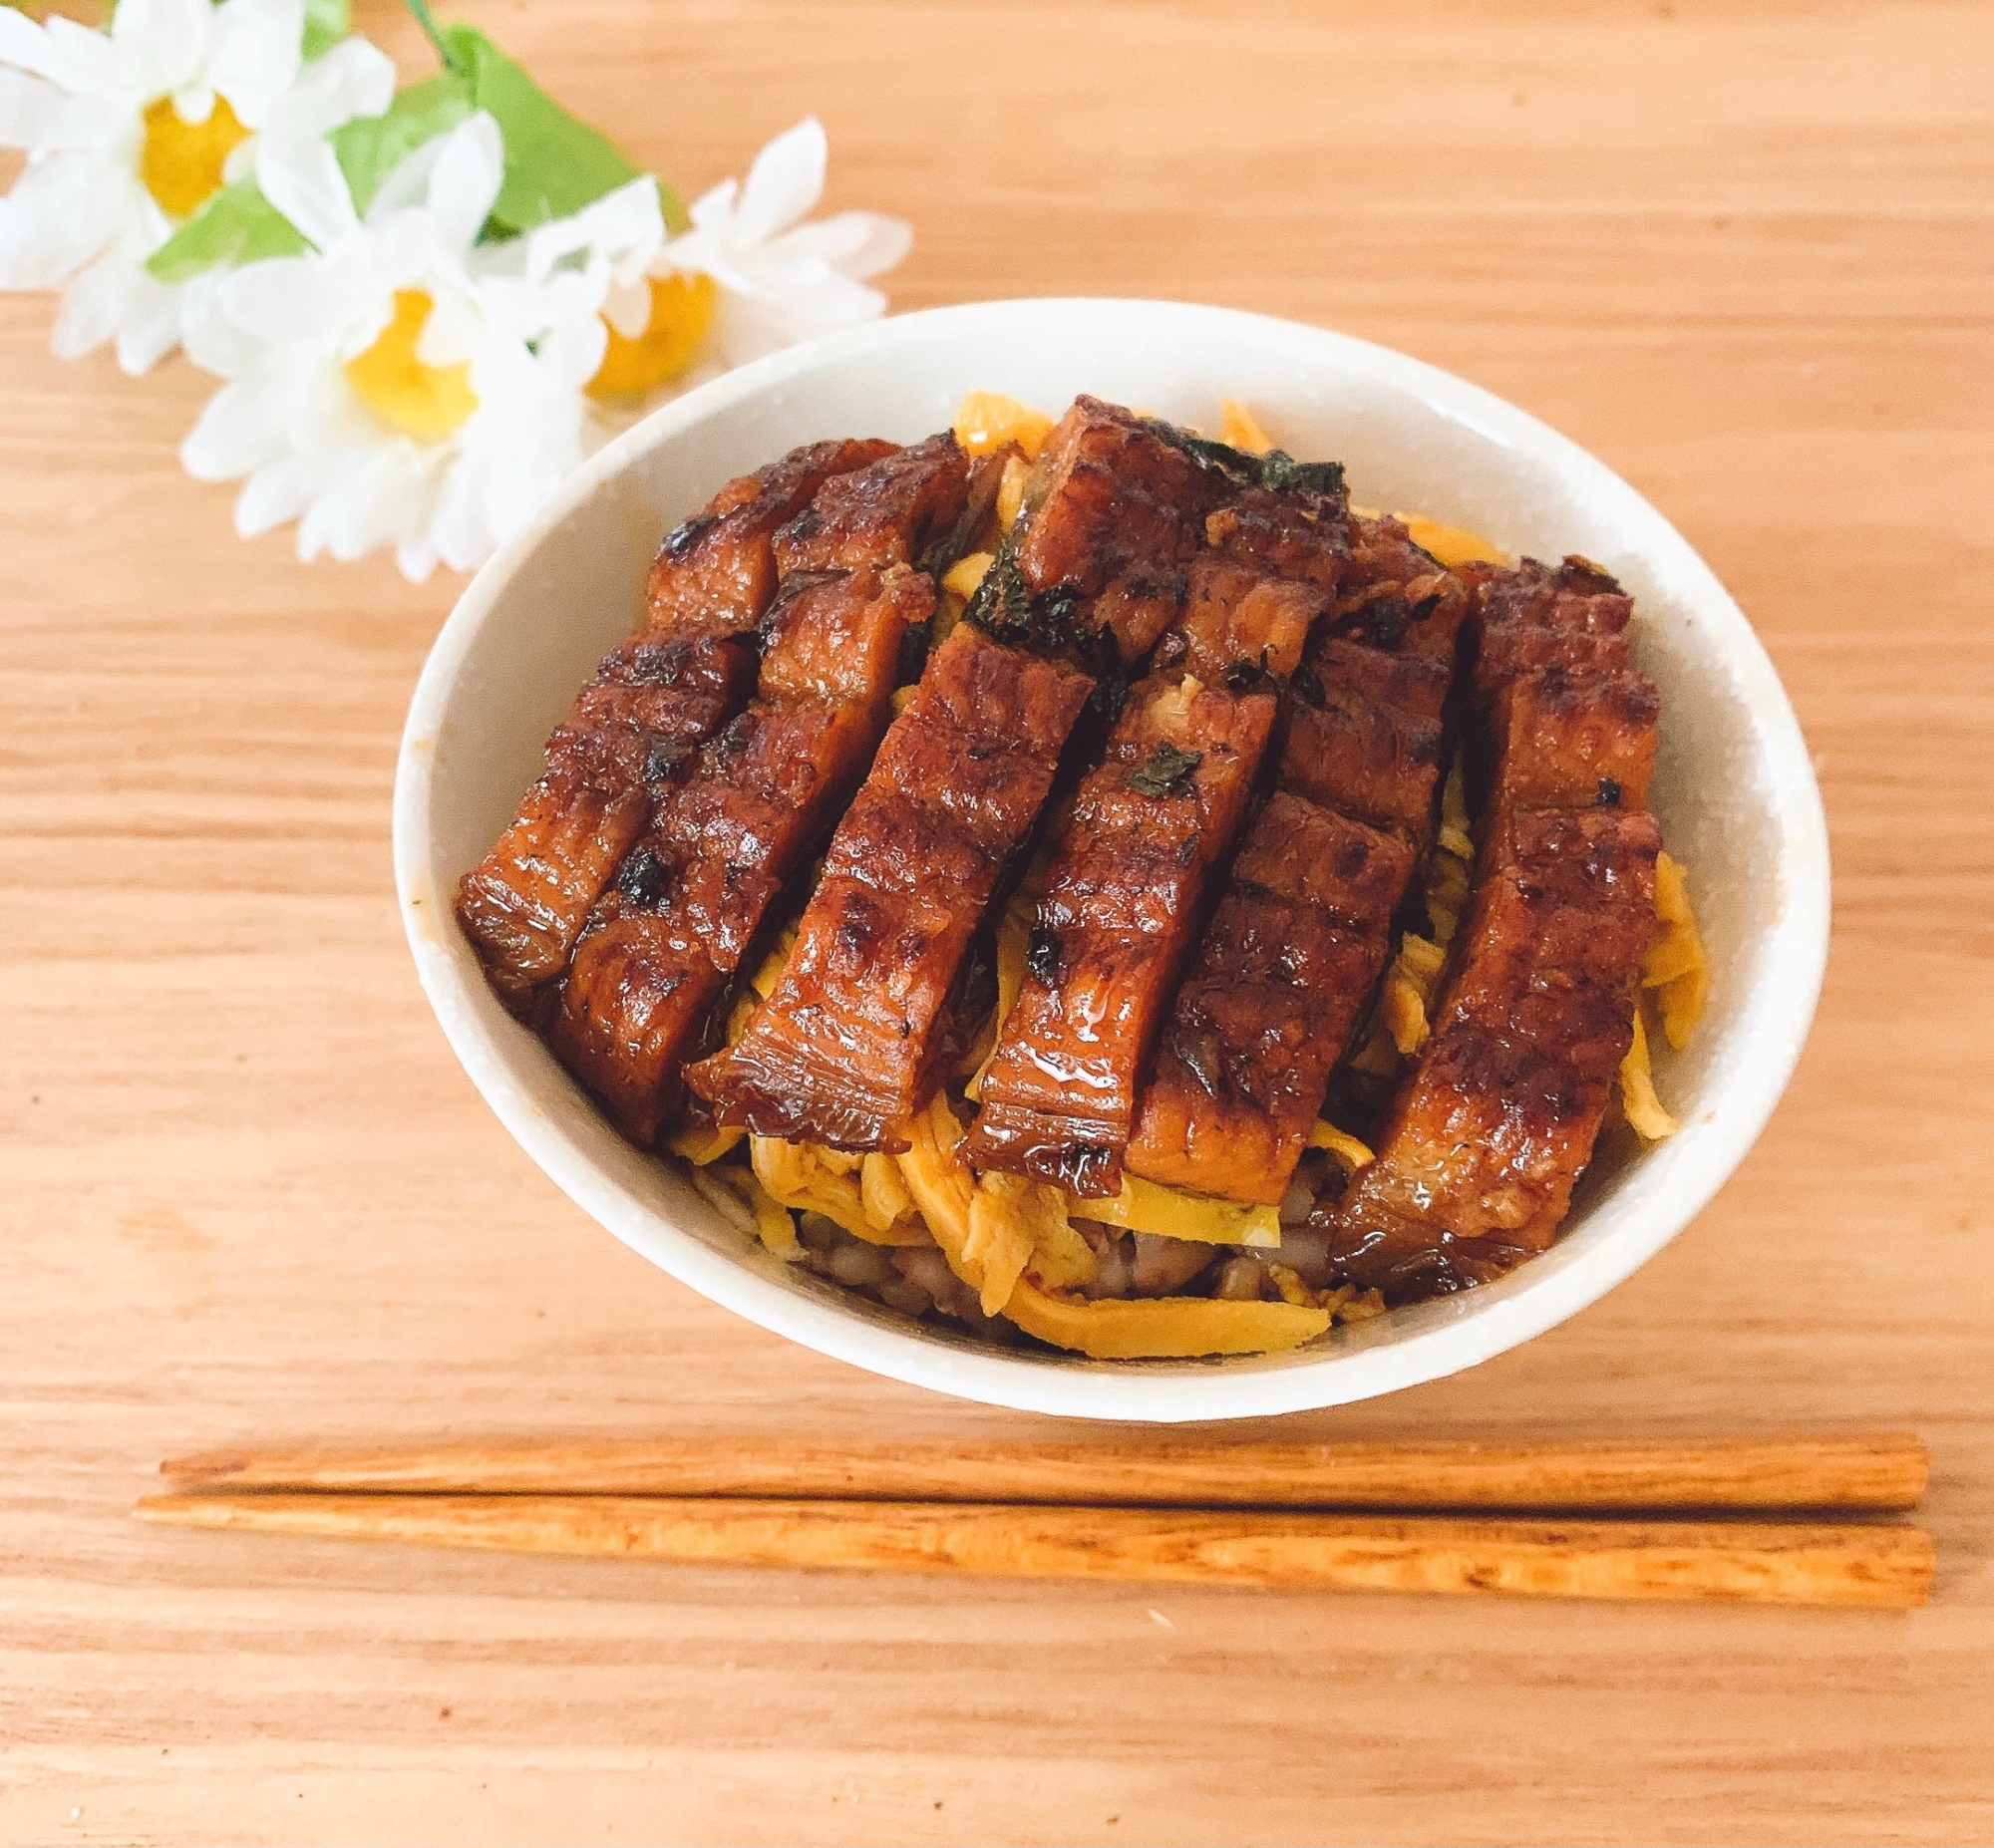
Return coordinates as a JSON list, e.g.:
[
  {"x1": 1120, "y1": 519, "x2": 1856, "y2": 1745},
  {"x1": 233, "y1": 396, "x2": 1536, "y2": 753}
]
[
  {"x1": 965, "y1": 677, "x2": 1276, "y2": 1194},
  {"x1": 966, "y1": 467, "x2": 1353, "y2": 1195},
  {"x1": 977, "y1": 395, "x2": 1226, "y2": 665},
  {"x1": 1124, "y1": 515, "x2": 1467, "y2": 1204},
  {"x1": 548, "y1": 435, "x2": 989, "y2": 1144},
  {"x1": 691, "y1": 399, "x2": 1229, "y2": 1149},
  {"x1": 688, "y1": 622, "x2": 1094, "y2": 1149},
  {"x1": 1313, "y1": 555, "x2": 1661, "y2": 1299},
  {"x1": 454, "y1": 438, "x2": 893, "y2": 1016}
]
